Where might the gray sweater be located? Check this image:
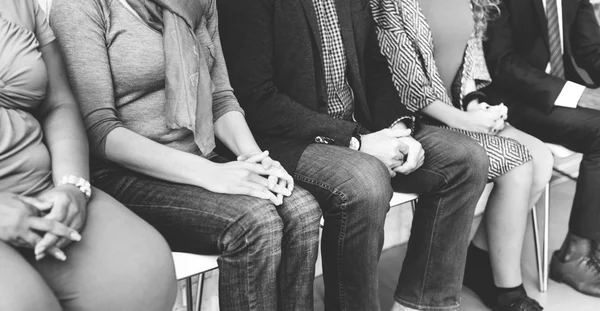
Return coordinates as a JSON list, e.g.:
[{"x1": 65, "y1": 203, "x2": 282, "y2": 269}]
[{"x1": 50, "y1": 0, "x2": 244, "y2": 159}]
